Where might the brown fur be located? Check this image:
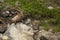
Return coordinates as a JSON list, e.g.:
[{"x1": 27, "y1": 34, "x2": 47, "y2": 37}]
[{"x1": 11, "y1": 11, "x2": 23, "y2": 23}]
